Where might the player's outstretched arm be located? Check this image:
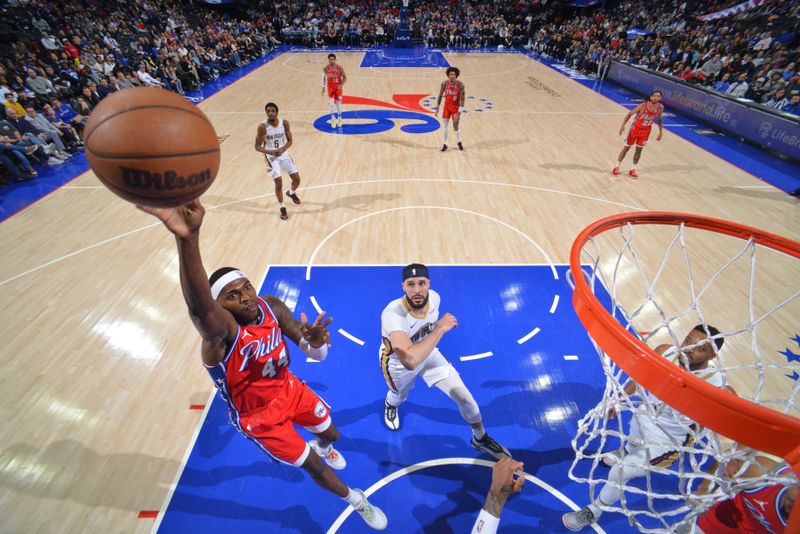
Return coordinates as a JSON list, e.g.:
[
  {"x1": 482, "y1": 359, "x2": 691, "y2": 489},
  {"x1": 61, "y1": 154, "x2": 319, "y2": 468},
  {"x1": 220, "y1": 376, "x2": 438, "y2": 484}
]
[
  {"x1": 265, "y1": 297, "x2": 333, "y2": 361},
  {"x1": 137, "y1": 200, "x2": 237, "y2": 365},
  {"x1": 470, "y1": 457, "x2": 525, "y2": 534}
]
